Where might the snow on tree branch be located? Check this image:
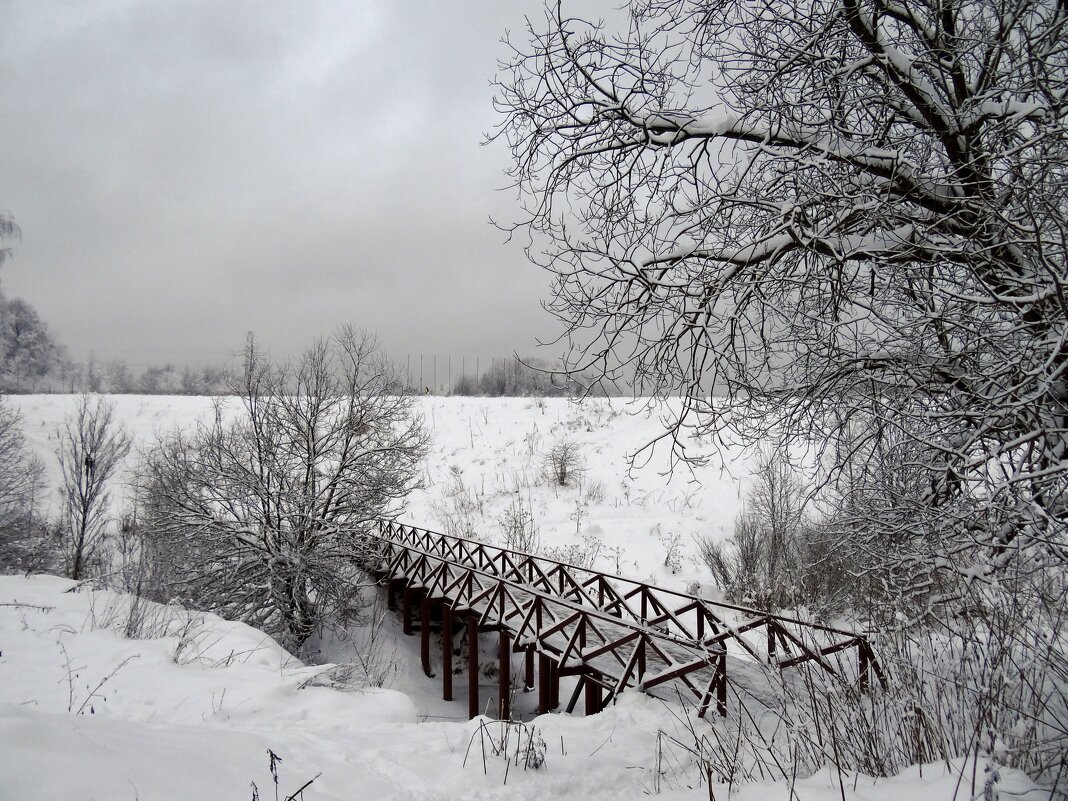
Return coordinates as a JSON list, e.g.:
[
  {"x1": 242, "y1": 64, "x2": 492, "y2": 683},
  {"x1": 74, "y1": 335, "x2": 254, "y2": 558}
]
[{"x1": 492, "y1": 0, "x2": 1068, "y2": 589}]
